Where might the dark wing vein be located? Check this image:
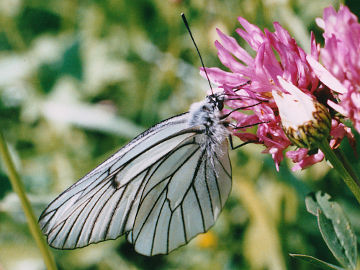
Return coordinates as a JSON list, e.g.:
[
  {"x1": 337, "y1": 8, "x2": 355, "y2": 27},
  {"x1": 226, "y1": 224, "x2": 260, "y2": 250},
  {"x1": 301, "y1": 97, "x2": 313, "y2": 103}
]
[
  {"x1": 132, "y1": 144, "x2": 201, "y2": 244},
  {"x1": 104, "y1": 168, "x2": 151, "y2": 239},
  {"x1": 63, "y1": 180, "x2": 113, "y2": 248},
  {"x1": 214, "y1": 152, "x2": 232, "y2": 178},
  {"x1": 176, "y1": 150, "x2": 206, "y2": 241},
  {"x1": 203, "y1": 159, "x2": 215, "y2": 222},
  {"x1": 150, "y1": 190, "x2": 168, "y2": 256},
  {"x1": 138, "y1": 140, "x2": 198, "y2": 205},
  {"x1": 211, "y1": 160, "x2": 223, "y2": 207},
  {"x1": 46, "y1": 176, "x2": 112, "y2": 235}
]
